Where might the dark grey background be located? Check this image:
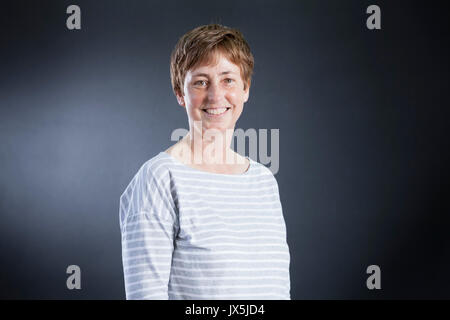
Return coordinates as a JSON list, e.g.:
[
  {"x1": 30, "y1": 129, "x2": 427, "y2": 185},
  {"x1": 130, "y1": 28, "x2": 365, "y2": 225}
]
[{"x1": 1, "y1": 0, "x2": 449, "y2": 299}]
